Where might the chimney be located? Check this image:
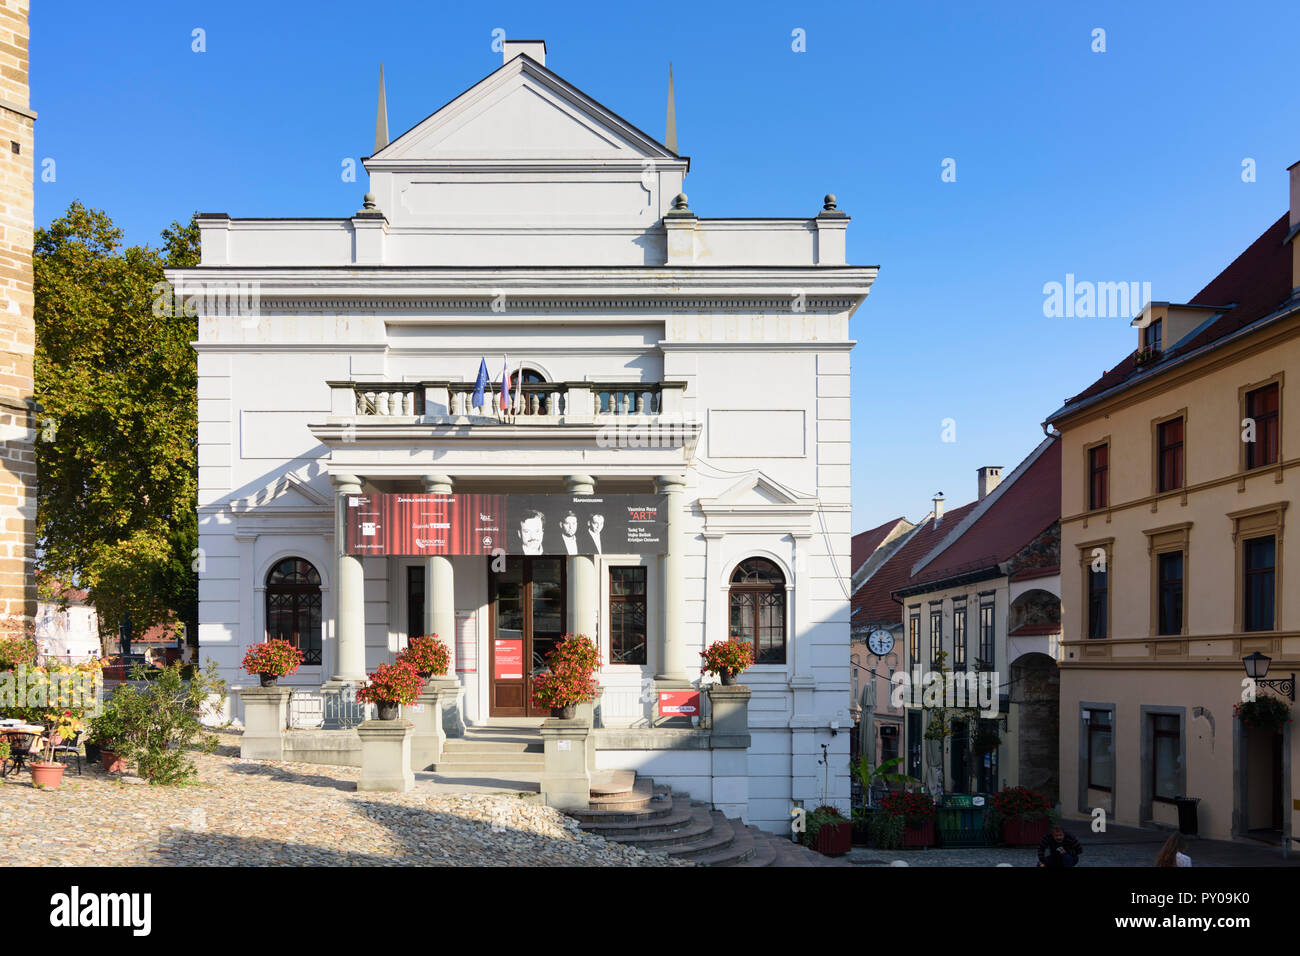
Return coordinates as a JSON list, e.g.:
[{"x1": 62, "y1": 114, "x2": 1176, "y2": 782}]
[
  {"x1": 932, "y1": 492, "x2": 946, "y2": 527},
  {"x1": 978, "y1": 466, "x2": 1003, "y2": 500},
  {"x1": 502, "y1": 39, "x2": 546, "y2": 66}
]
